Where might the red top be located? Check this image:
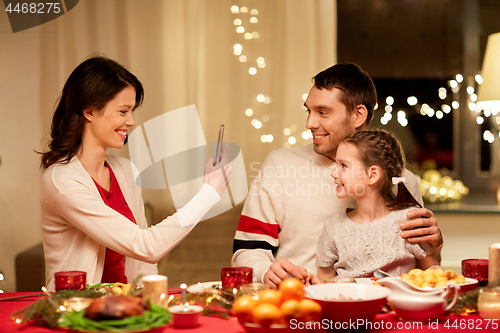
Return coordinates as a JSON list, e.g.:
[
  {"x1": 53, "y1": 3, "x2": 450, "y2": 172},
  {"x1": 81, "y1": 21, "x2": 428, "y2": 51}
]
[{"x1": 93, "y1": 163, "x2": 137, "y2": 284}]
